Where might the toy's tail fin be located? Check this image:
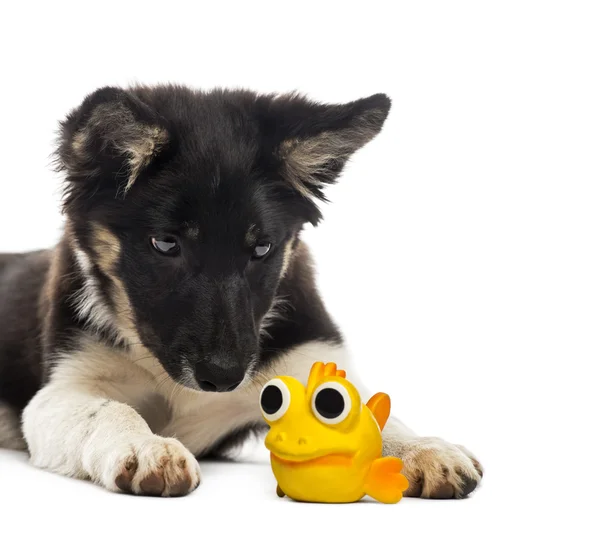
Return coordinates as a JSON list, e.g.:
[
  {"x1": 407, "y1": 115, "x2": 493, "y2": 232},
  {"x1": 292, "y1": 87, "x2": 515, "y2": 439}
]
[{"x1": 364, "y1": 457, "x2": 409, "y2": 504}]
